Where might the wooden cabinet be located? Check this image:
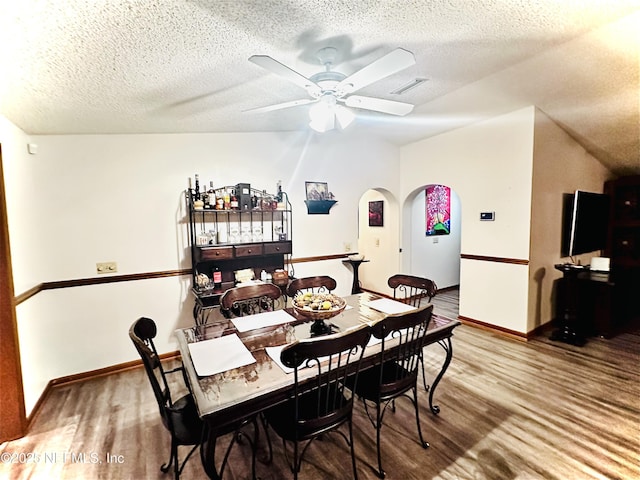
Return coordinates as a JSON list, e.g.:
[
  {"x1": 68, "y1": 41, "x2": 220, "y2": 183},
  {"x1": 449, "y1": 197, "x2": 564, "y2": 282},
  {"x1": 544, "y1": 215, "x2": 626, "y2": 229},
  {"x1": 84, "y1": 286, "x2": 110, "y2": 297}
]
[
  {"x1": 604, "y1": 175, "x2": 640, "y2": 322},
  {"x1": 186, "y1": 185, "x2": 292, "y2": 322}
]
